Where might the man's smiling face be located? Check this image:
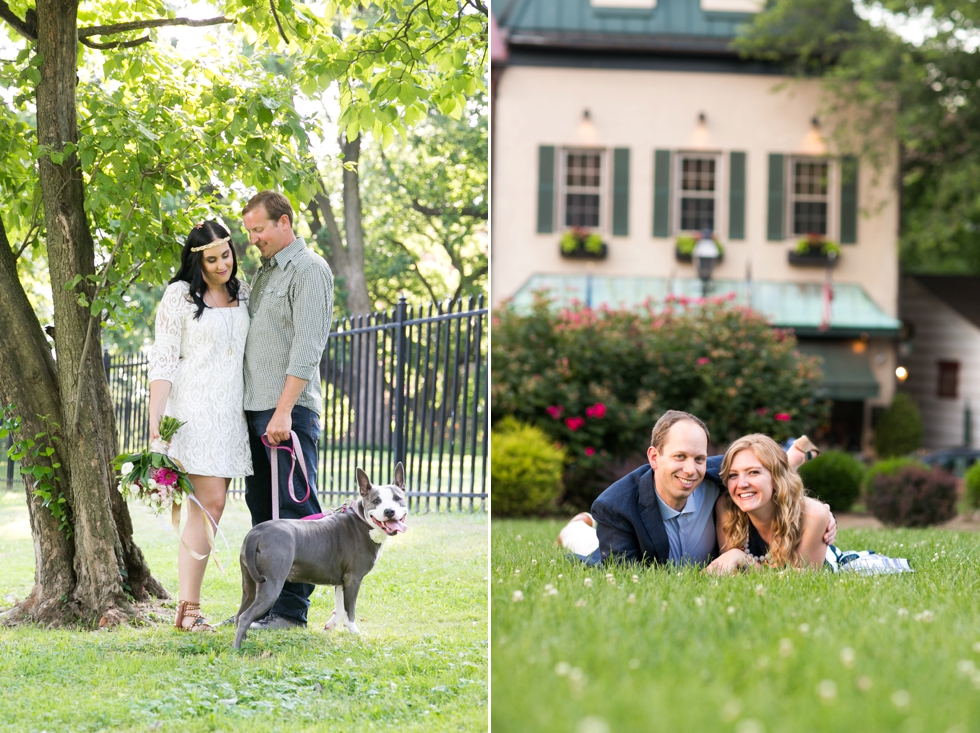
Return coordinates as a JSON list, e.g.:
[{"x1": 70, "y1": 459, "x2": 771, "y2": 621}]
[{"x1": 647, "y1": 419, "x2": 708, "y2": 511}]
